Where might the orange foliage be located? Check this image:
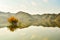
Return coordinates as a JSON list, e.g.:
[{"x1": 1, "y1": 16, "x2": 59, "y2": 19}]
[
  {"x1": 9, "y1": 27, "x2": 16, "y2": 32},
  {"x1": 8, "y1": 16, "x2": 18, "y2": 23}
]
